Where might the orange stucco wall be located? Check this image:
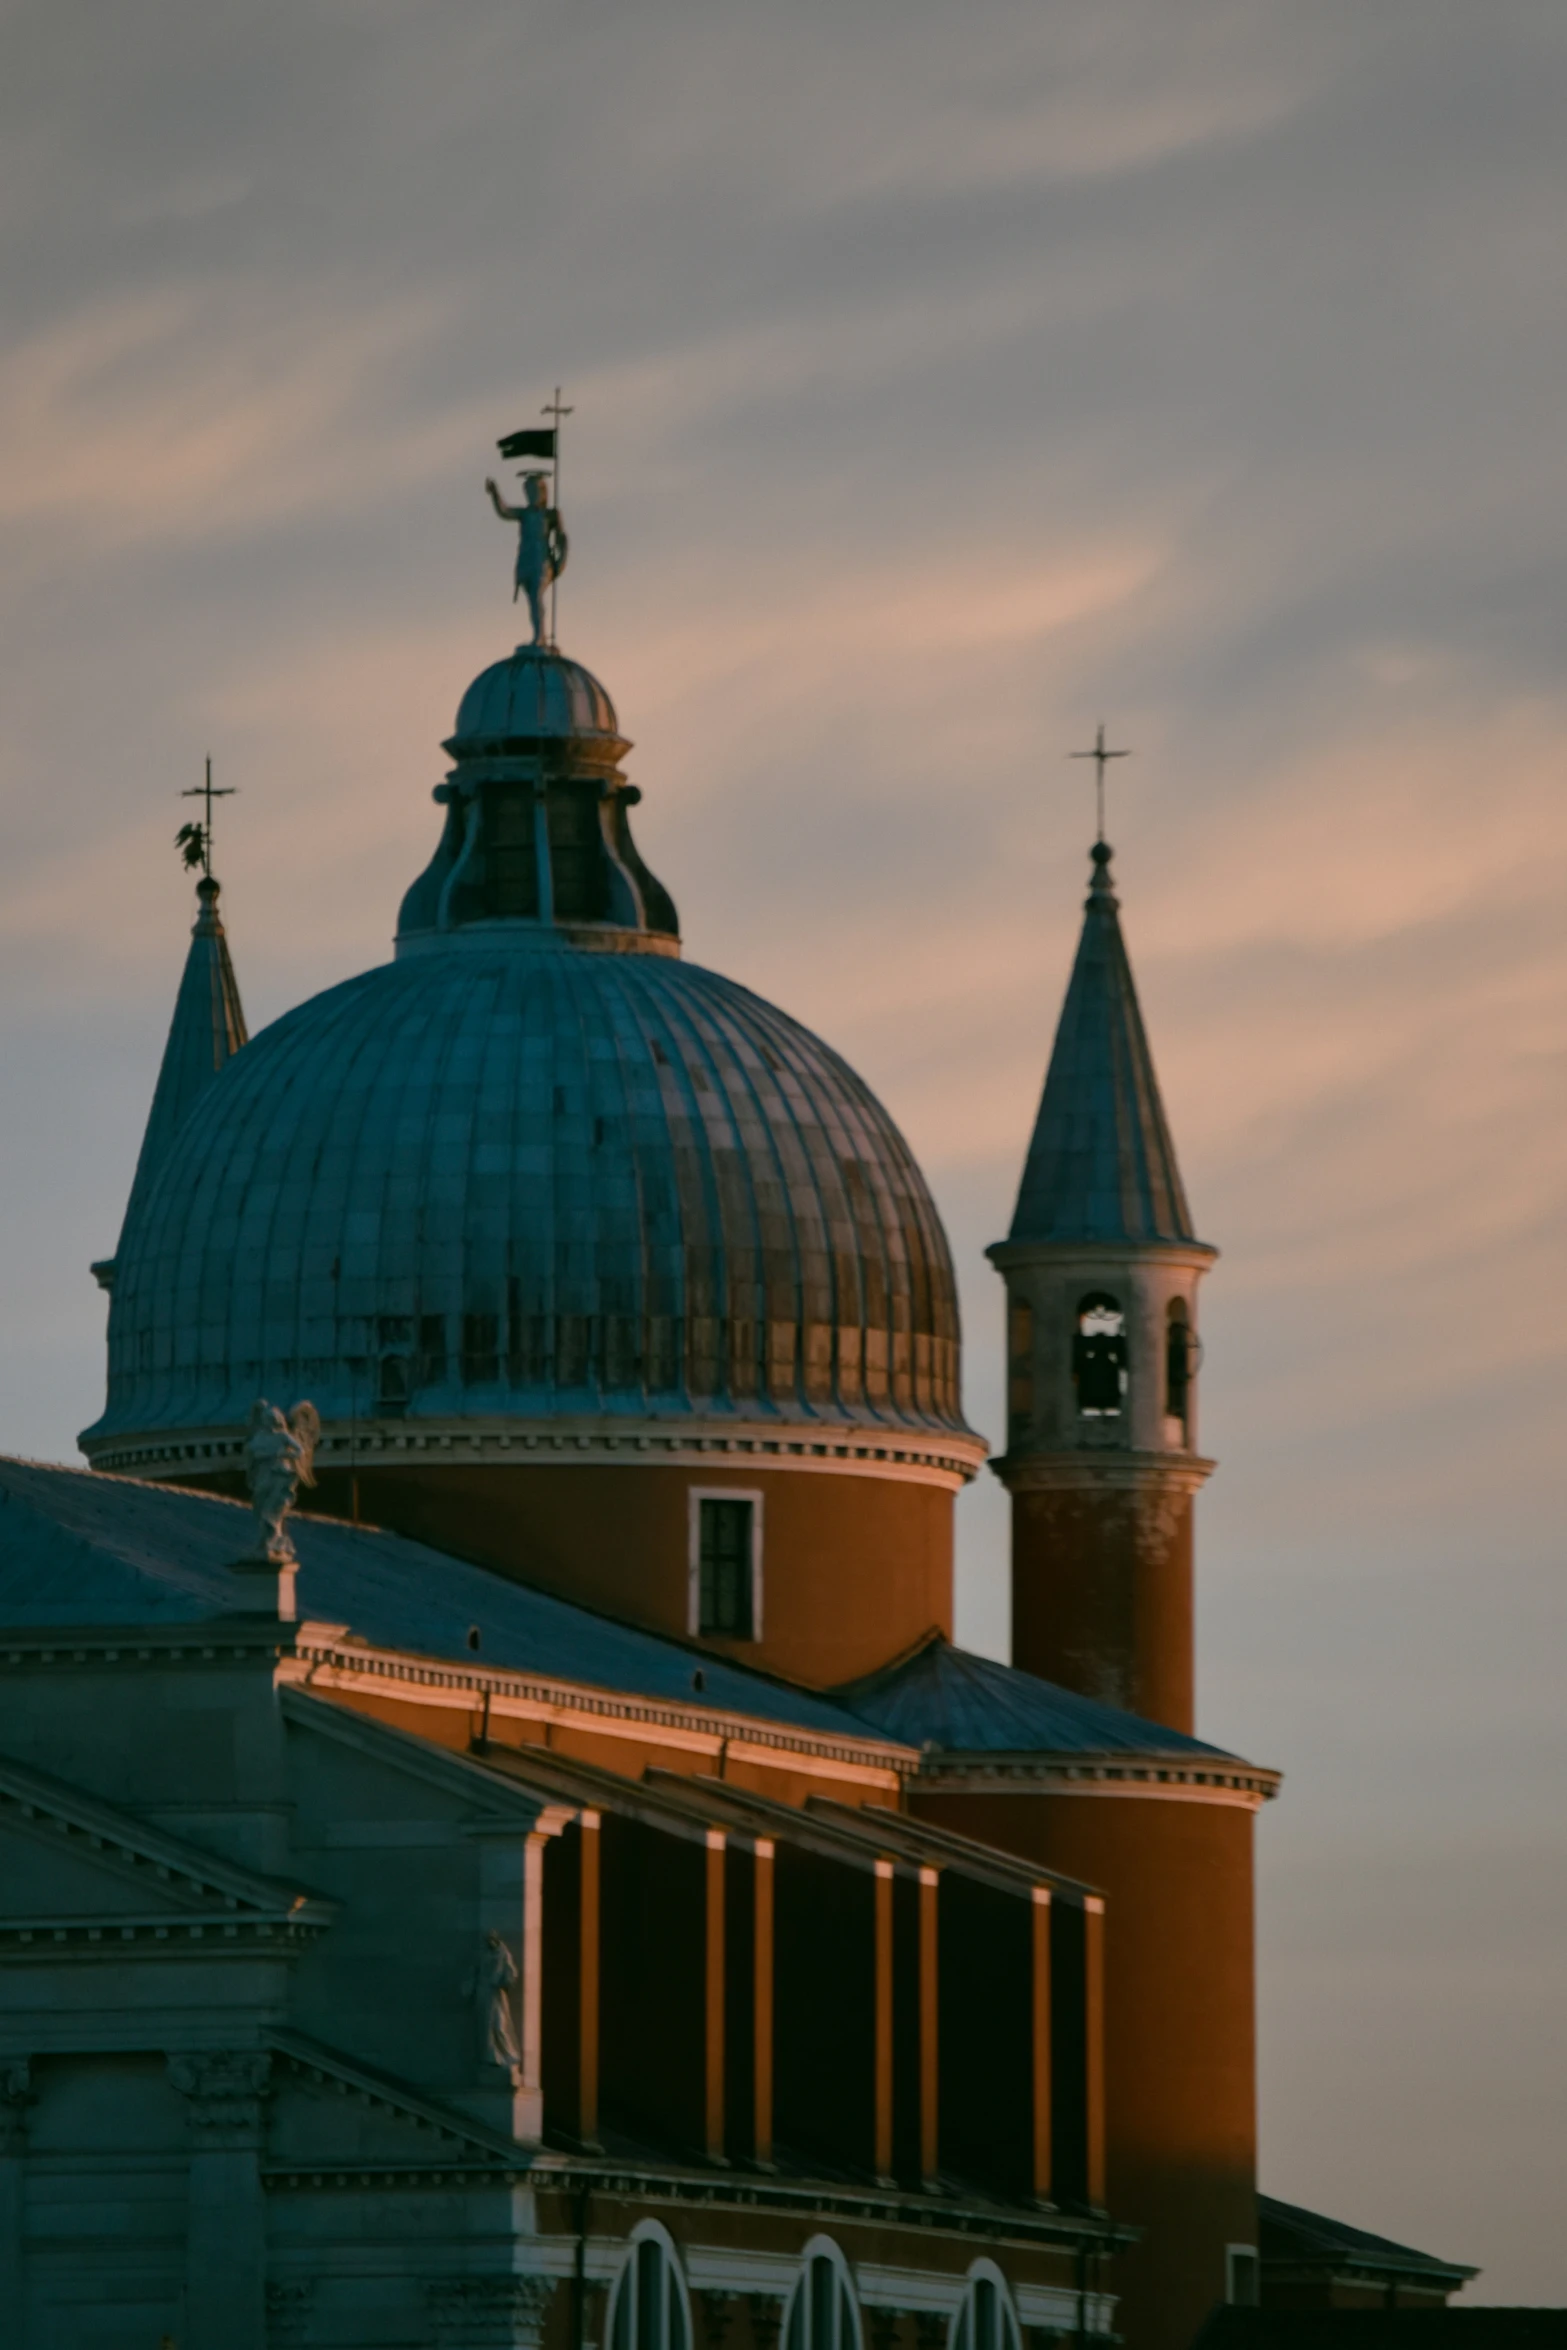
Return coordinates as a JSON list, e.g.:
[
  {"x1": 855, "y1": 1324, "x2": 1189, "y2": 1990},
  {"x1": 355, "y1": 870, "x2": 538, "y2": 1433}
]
[
  {"x1": 285, "y1": 1458, "x2": 955, "y2": 1687},
  {"x1": 1010, "y1": 1488, "x2": 1195, "y2": 1732},
  {"x1": 156, "y1": 1447, "x2": 958, "y2": 1691},
  {"x1": 910, "y1": 1784, "x2": 1257, "y2": 2350}
]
